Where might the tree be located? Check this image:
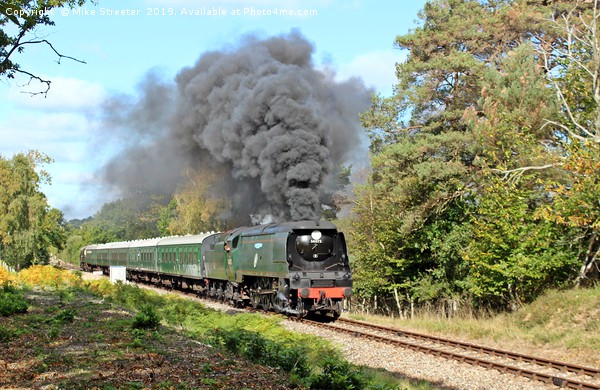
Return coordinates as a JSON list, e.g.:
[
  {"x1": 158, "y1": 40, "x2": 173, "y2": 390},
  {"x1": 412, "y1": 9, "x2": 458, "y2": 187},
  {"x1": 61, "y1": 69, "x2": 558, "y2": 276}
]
[
  {"x1": 537, "y1": 0, "x2": 600, "y2": 285},
  {"x1": 164, "y1": 170, "x2": 226, "y2": 235},
  {"x1": 0, "y1": 151, "x2": 65, "y2": 270},
  {"x1": 352, "y1": 0, "x2": 542, "y2": 312},
  {"x1": 0, "y1": 0, "x2": 90, "y2": 95},
  {"x1": 459, "y1": 44, "x2": 581, "y2": 308},
  {"x1": 348, "y1": 0, "x2": 591, "y2": 313},
  {"x1": 357, "y1": 1, "x2": 555, "y2": 275},
  {"x1": 83, "y1": 194, "x2": 164, "y2": 242},
  {"x1": 348, "y1": 134, "x2": 475, "y2": 313}
]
